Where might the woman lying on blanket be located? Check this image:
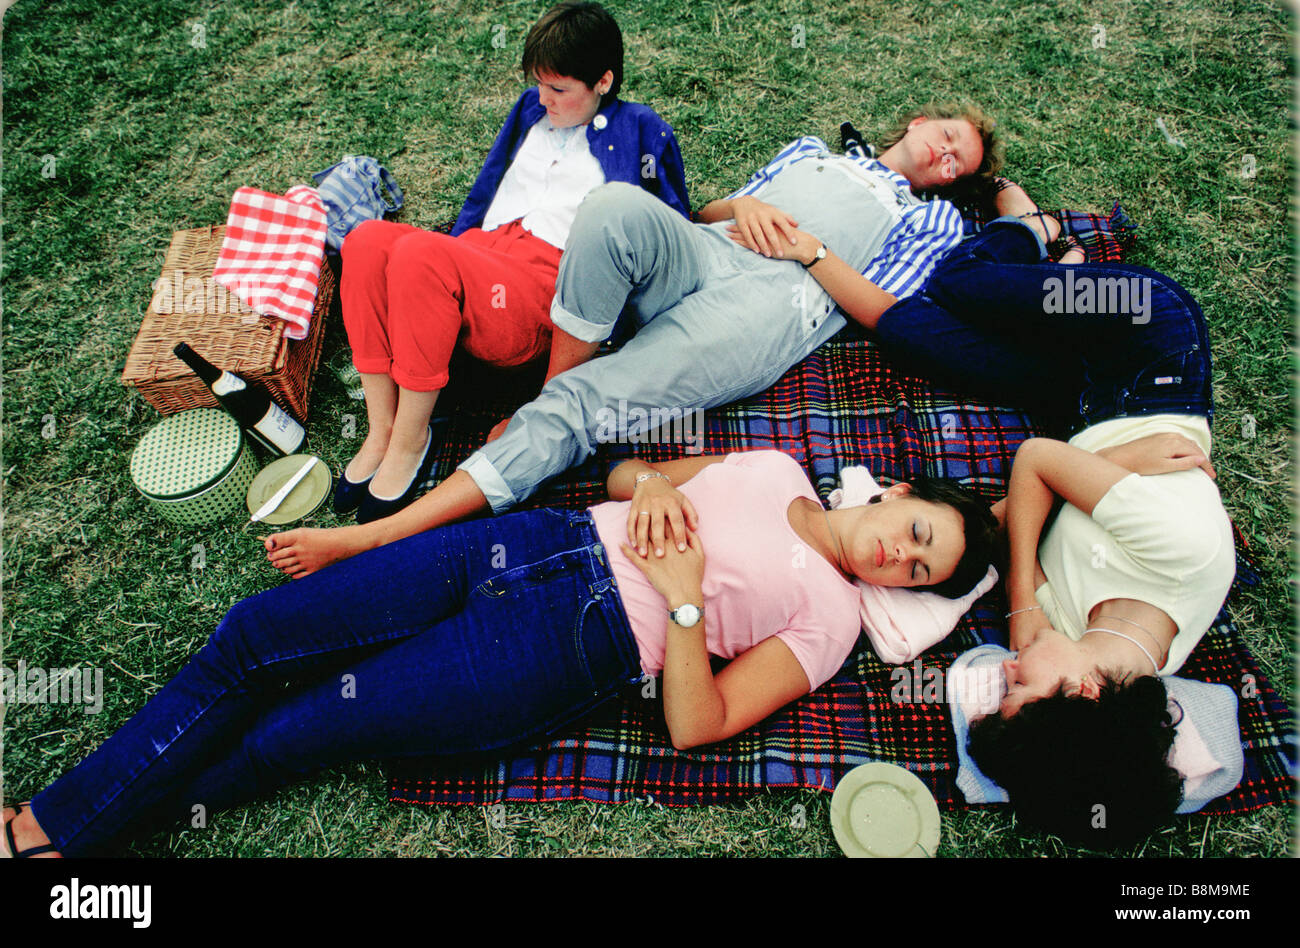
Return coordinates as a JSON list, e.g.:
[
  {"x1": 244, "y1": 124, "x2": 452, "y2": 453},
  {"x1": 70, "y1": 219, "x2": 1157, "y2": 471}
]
[
  {"x1": 2, "y1": 450, "x2": 997, "y2": 856},
  {"x1": 334, "y1": 1, "x2": 689, "y2": 524},
  {"x1": 874, "y1": 186, "x2": 1234, "y2": 848}
]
